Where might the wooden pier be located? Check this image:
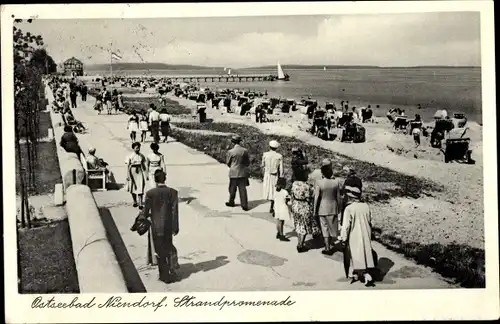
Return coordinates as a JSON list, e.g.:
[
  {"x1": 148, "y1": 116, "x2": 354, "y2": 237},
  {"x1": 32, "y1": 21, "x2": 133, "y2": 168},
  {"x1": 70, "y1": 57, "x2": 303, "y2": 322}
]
[{"x1": 166, "y1": 74, "x2": 274, "y2": 83}]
